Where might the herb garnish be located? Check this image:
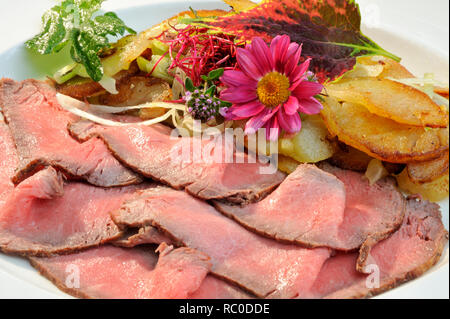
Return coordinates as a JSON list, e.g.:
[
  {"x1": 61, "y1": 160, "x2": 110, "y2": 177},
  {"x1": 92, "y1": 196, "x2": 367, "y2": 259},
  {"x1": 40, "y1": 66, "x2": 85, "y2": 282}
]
[
  {"x1": 26, "y1": 0, "x2": 135, "y2": 82},
  {"x1": 184, "y1": 68, "x2": 232, "y2": 123}
]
